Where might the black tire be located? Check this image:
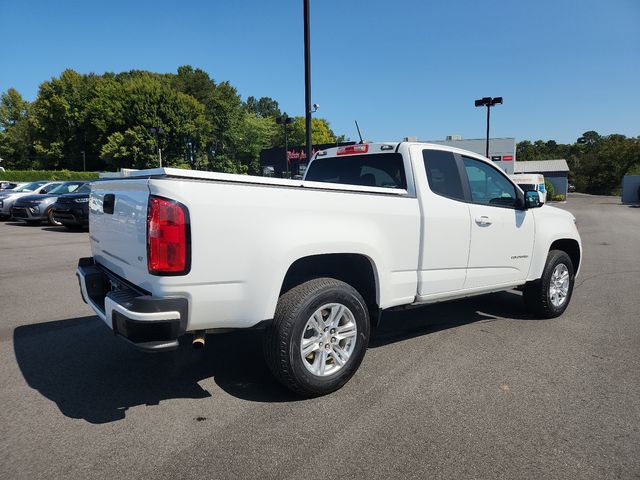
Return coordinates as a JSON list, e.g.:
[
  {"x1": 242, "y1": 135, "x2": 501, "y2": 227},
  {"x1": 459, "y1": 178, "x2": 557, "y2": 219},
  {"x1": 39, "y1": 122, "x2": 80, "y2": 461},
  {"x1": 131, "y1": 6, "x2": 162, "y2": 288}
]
[
  {"x1": 523, "y1": 250, "x2": 575, "y2": 318},
  {"x1": 264, "y1": 278, "x2": 370, "y2": 397},
  {"x1": 47, "y1": 208, "x2": 62, "y2": 226}
]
